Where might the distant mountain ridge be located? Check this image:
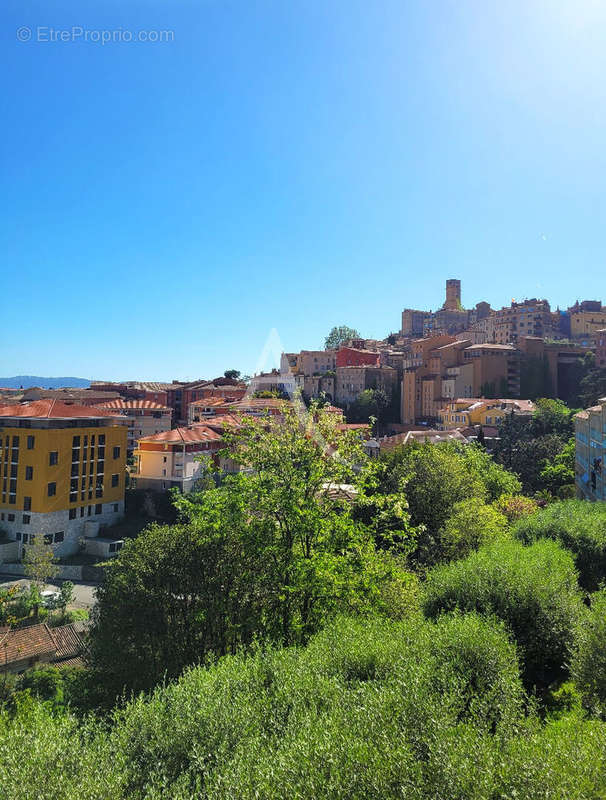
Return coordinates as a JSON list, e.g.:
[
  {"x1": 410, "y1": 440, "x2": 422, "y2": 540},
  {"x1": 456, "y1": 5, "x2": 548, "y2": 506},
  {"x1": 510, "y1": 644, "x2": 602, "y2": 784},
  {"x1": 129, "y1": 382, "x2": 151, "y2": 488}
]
[{"x1": 0, "y1": 376, "x2": 91, "y2": 389}]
